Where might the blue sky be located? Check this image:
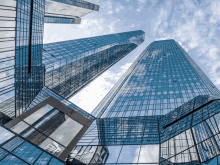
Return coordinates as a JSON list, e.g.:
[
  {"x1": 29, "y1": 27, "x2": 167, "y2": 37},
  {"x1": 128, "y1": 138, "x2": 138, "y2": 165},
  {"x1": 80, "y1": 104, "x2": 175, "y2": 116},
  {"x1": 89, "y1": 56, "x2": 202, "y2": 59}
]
[{"x1": 44, "y1": 0, "x2": 220, "y2": 113}]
